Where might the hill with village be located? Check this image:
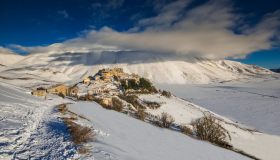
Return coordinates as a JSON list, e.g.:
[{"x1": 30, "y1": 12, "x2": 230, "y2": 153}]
[
  {"x1": 0, "y1": 78, "x2": 255, "y2": 160},
  {"x1": 27, "y1": 67, "x2": 280, "y2": 160}
]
